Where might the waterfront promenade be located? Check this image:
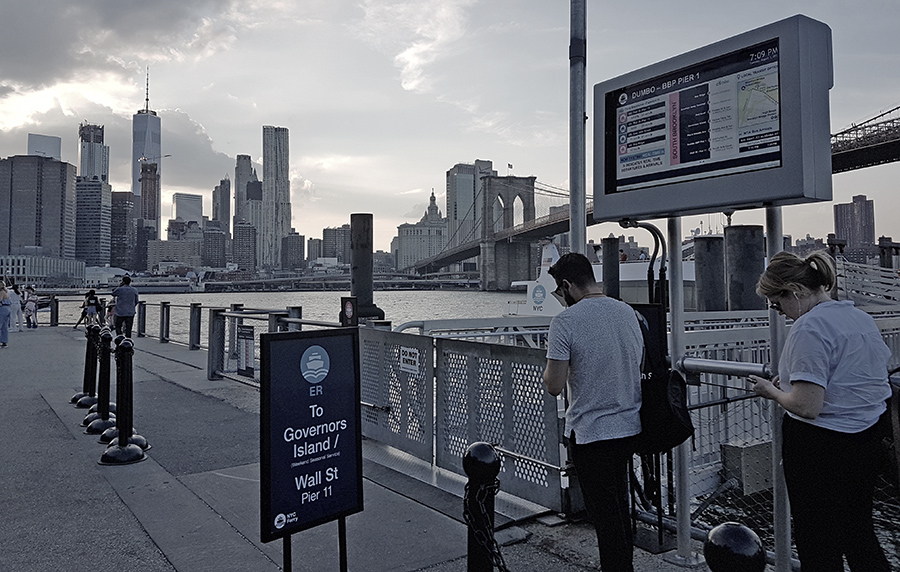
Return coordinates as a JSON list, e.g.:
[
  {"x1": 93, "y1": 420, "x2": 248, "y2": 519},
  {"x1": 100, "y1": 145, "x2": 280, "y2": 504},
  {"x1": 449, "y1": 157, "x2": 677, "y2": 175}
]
[{"x1": 0, "y1": 325, "x2": 709, "y2": 572}]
